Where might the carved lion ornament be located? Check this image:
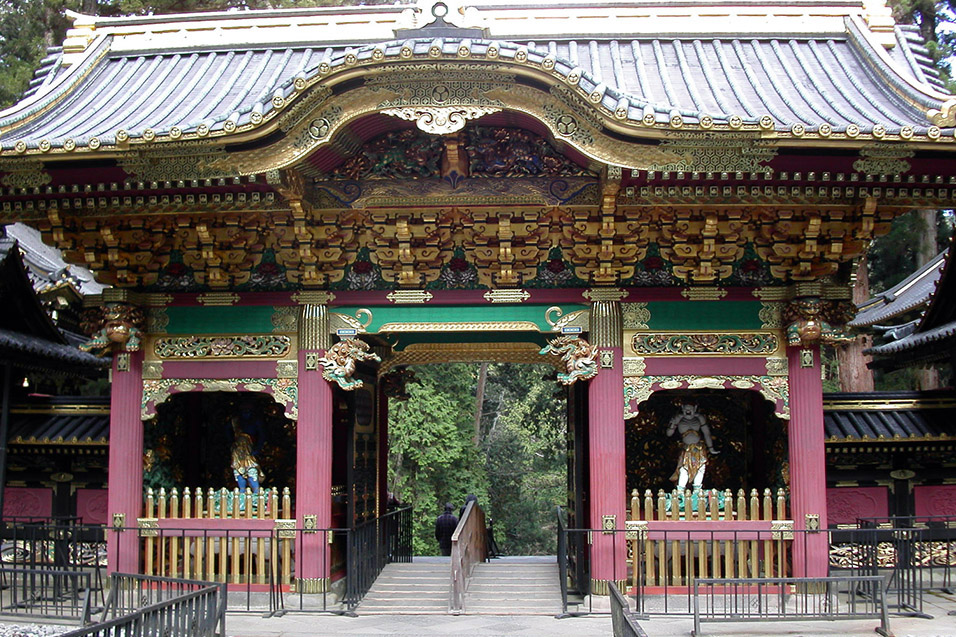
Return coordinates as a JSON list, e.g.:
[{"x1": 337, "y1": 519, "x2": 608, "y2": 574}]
[
  {"x1": 318, "y1": 338, "x2": 382, "y2": 390},
  {"x1": 539, "y1": 335, "x2": 599, "y2": 385}
]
